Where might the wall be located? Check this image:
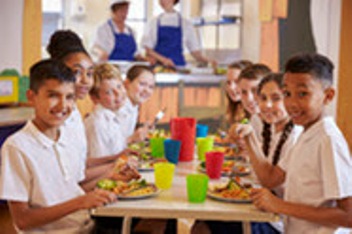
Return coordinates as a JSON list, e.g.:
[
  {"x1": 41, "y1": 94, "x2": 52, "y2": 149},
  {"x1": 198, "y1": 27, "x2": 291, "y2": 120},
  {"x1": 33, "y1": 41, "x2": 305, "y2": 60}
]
[
  {"x1": 337, "y1": 0, "x2": 352, "y2": 148},
  {"x1": 0, "y1": 0, "x2": 23, "y2": 72}
]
